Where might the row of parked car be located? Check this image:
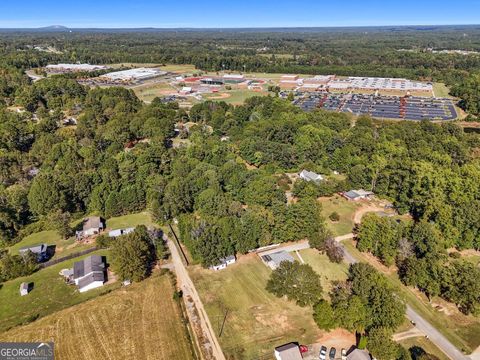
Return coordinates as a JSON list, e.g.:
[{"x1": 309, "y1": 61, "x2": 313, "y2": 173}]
[{"x1": 319, "y1": 346, "x2": 347, "y2": 360}]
